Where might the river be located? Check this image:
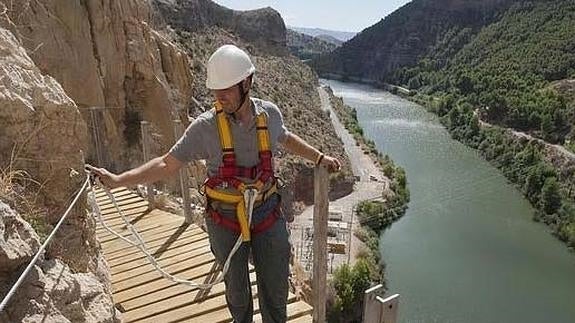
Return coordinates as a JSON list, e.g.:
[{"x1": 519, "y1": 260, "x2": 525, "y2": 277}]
[{"x1": 322, "y1": 79, "x2": 575, "y2": 323}]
